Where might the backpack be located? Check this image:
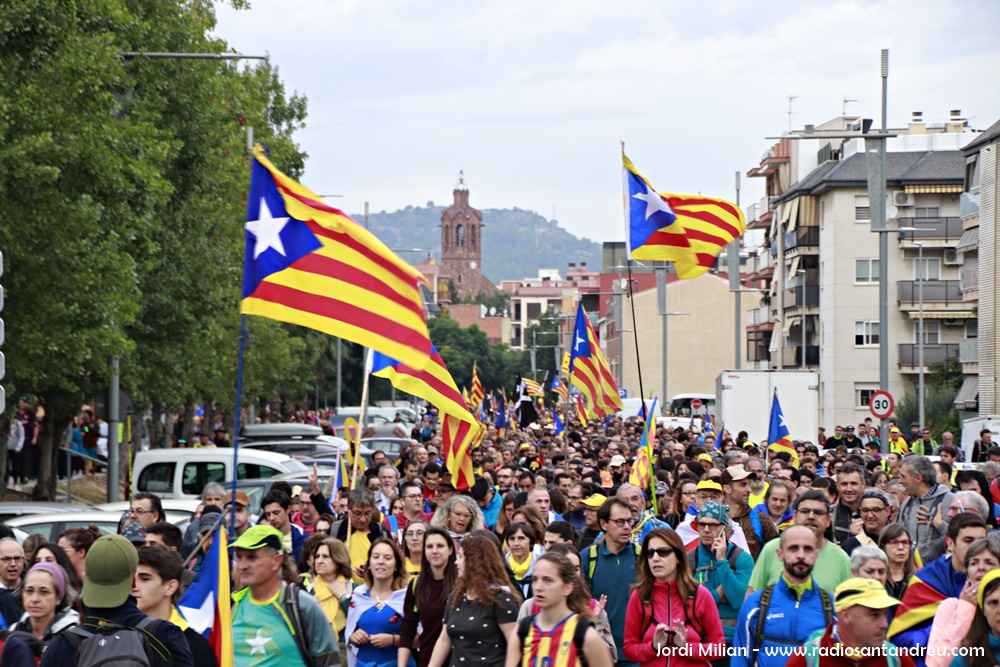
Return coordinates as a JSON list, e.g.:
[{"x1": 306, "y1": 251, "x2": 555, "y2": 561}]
[
  {"x1": 750, "y1": 585, "x2": 833, "y2": 667},
  {"x1": 687, "y1": 544, "x2": 744, "y2": 578},
  {"x1": 584, "y1": 542, "x2": 641, "y2": 582},
  {"x1": 64, "y1": 618, "x2": 166, "y2": 667},
  {"x1": 636, "y1": 587, "x2": 709, "y2": 644},
  {"x1": 516, "y1": 614, "x2": 592, "y2": 667},
  {"x1": 281, "y1": 583, "x2": 314, "y2": 667},
  {"x1": 749, "y1": 510, "x2": 763, "y2": 544}
]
